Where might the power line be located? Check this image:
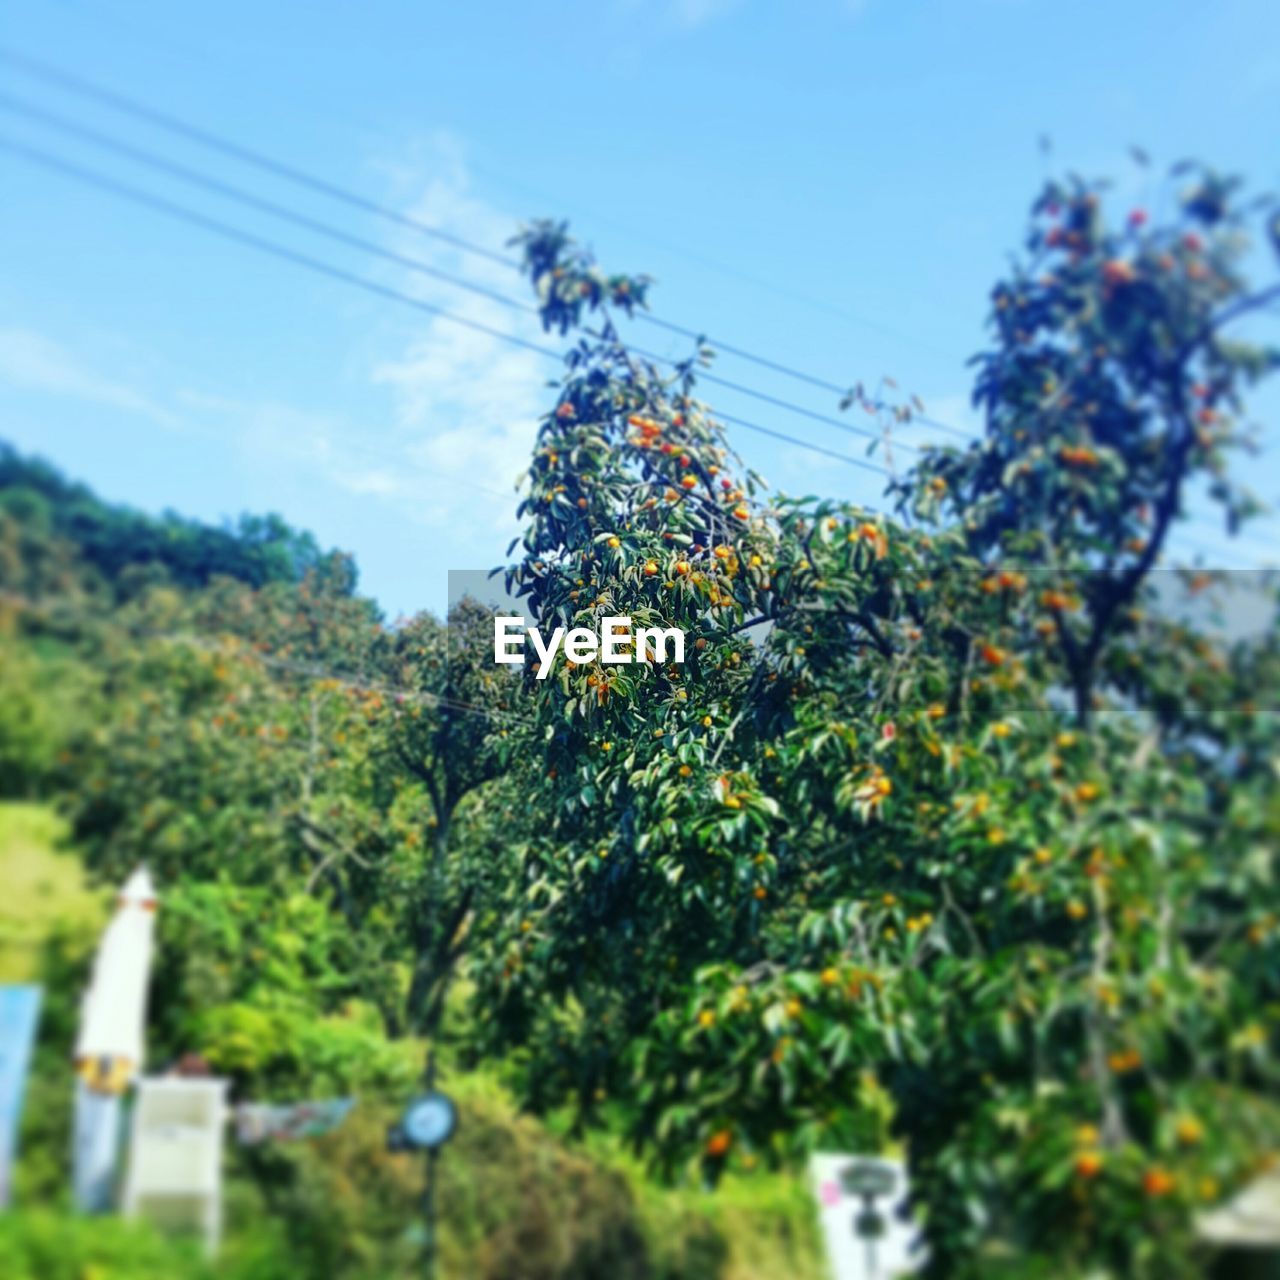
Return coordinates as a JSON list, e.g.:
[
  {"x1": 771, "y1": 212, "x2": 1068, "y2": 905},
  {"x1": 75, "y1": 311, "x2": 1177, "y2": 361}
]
[
  {"x1": 0, "y1": 133, "x2": 891, "y2": 478},
  {"x1": 0, "y1": 46, "x2": 975, "y2": 444},
  {"x1": 0, "y1": 90, "x2": 543, "y2": 322},
  {"x1": 672, "y1": 363, "x2": 925, "y2": 453},
  {"x1": 4, "y1": 130, "x2": 1267, "y2": 550},
  {"x1": 0, "y1": 89, "x2": 908, "y2": 454},
  {"x1": 0, "y1": 48, "x2": 521, "y2": 270},
  {"x1": 636, "y1": 313, "x2": 974, "y2": 441},
  {"x1": 2, "y1": 74, "x2": 1265, "y2": 559},
  {"x1": 459, "y1": 151, "x2": 965, "y2": 360},
  {"x1": 0, "y1": 24, "x2": 964, "y2": 368},
  {"x1": 0, "y1": 135, "x2": 561, "y2": 357}
]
